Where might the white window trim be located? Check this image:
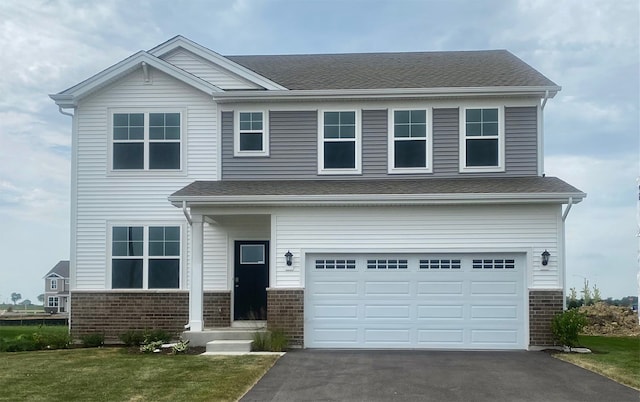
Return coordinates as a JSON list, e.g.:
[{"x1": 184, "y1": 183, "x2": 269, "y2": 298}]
[
  {"x1": 388, "y1": 108, "x2": 433, "y2": 174},
  {"x1": 318, "y1": 109, "x2": 362, "y2": 175},
  {"x1": 459, "y1": 106, "x2": 505, "y2": 173},
  {"x1": 50, "y1": 279, "x2": 57, "y2": 290},
  {"x1": 234, "y1": 110, "x2": 269, "y2": 157},
  {"x1": 106, "y1": 222, "x2": 186, "y2": 290},
  {"x1": 47, "y1": 296, "x2": 58, "y2": 307},
  {"x1": 108, "y1": 108, "x2": 186, "y2": 174}
]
